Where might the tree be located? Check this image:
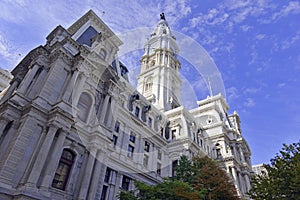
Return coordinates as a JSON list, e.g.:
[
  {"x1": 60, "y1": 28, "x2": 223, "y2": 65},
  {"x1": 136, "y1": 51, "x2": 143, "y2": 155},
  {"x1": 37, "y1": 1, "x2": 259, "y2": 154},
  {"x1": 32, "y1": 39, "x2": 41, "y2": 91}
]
[
  {"x1": 120, "y1": 155, "x2": 239, "y2": 200},
  {"x1": 119, "y1": 179, "x2": 203, "y2": 200},
  {"x1": 248, "y1": 141, "x2": 300, "y2": 200},
  {"x1": 175, "y1": 156, "x2": 239, "y2": 200}
]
